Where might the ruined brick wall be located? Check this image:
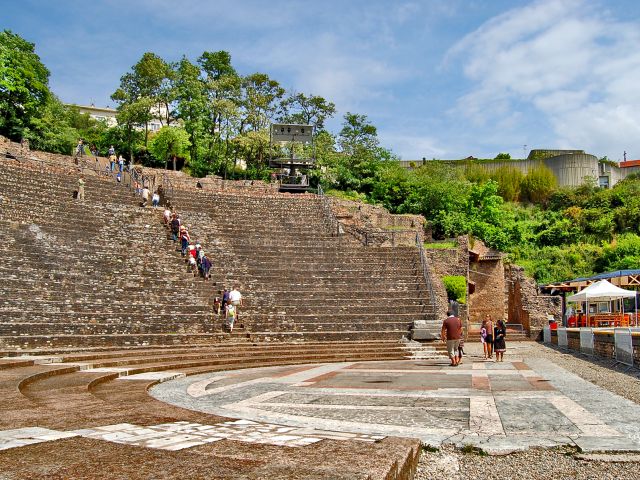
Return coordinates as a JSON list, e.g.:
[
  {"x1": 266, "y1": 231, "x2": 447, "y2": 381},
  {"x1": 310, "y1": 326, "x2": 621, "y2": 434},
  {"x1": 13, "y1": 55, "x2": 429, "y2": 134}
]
[
  {"x1": 151, "y1": 168, "x2": 279, "y2": 194},
  {"x1": 469, "y1": 258, "x2": 506, "y2": 323},
  {"x1": 506, "y1": 264, "x2": 562, "y2": 335},
  {"x1": 424, "y1": 236, "x2": 469, "y2": 327},
  {"x1": 329, "y1": 198, "x2": 425, "y2": 246}
]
